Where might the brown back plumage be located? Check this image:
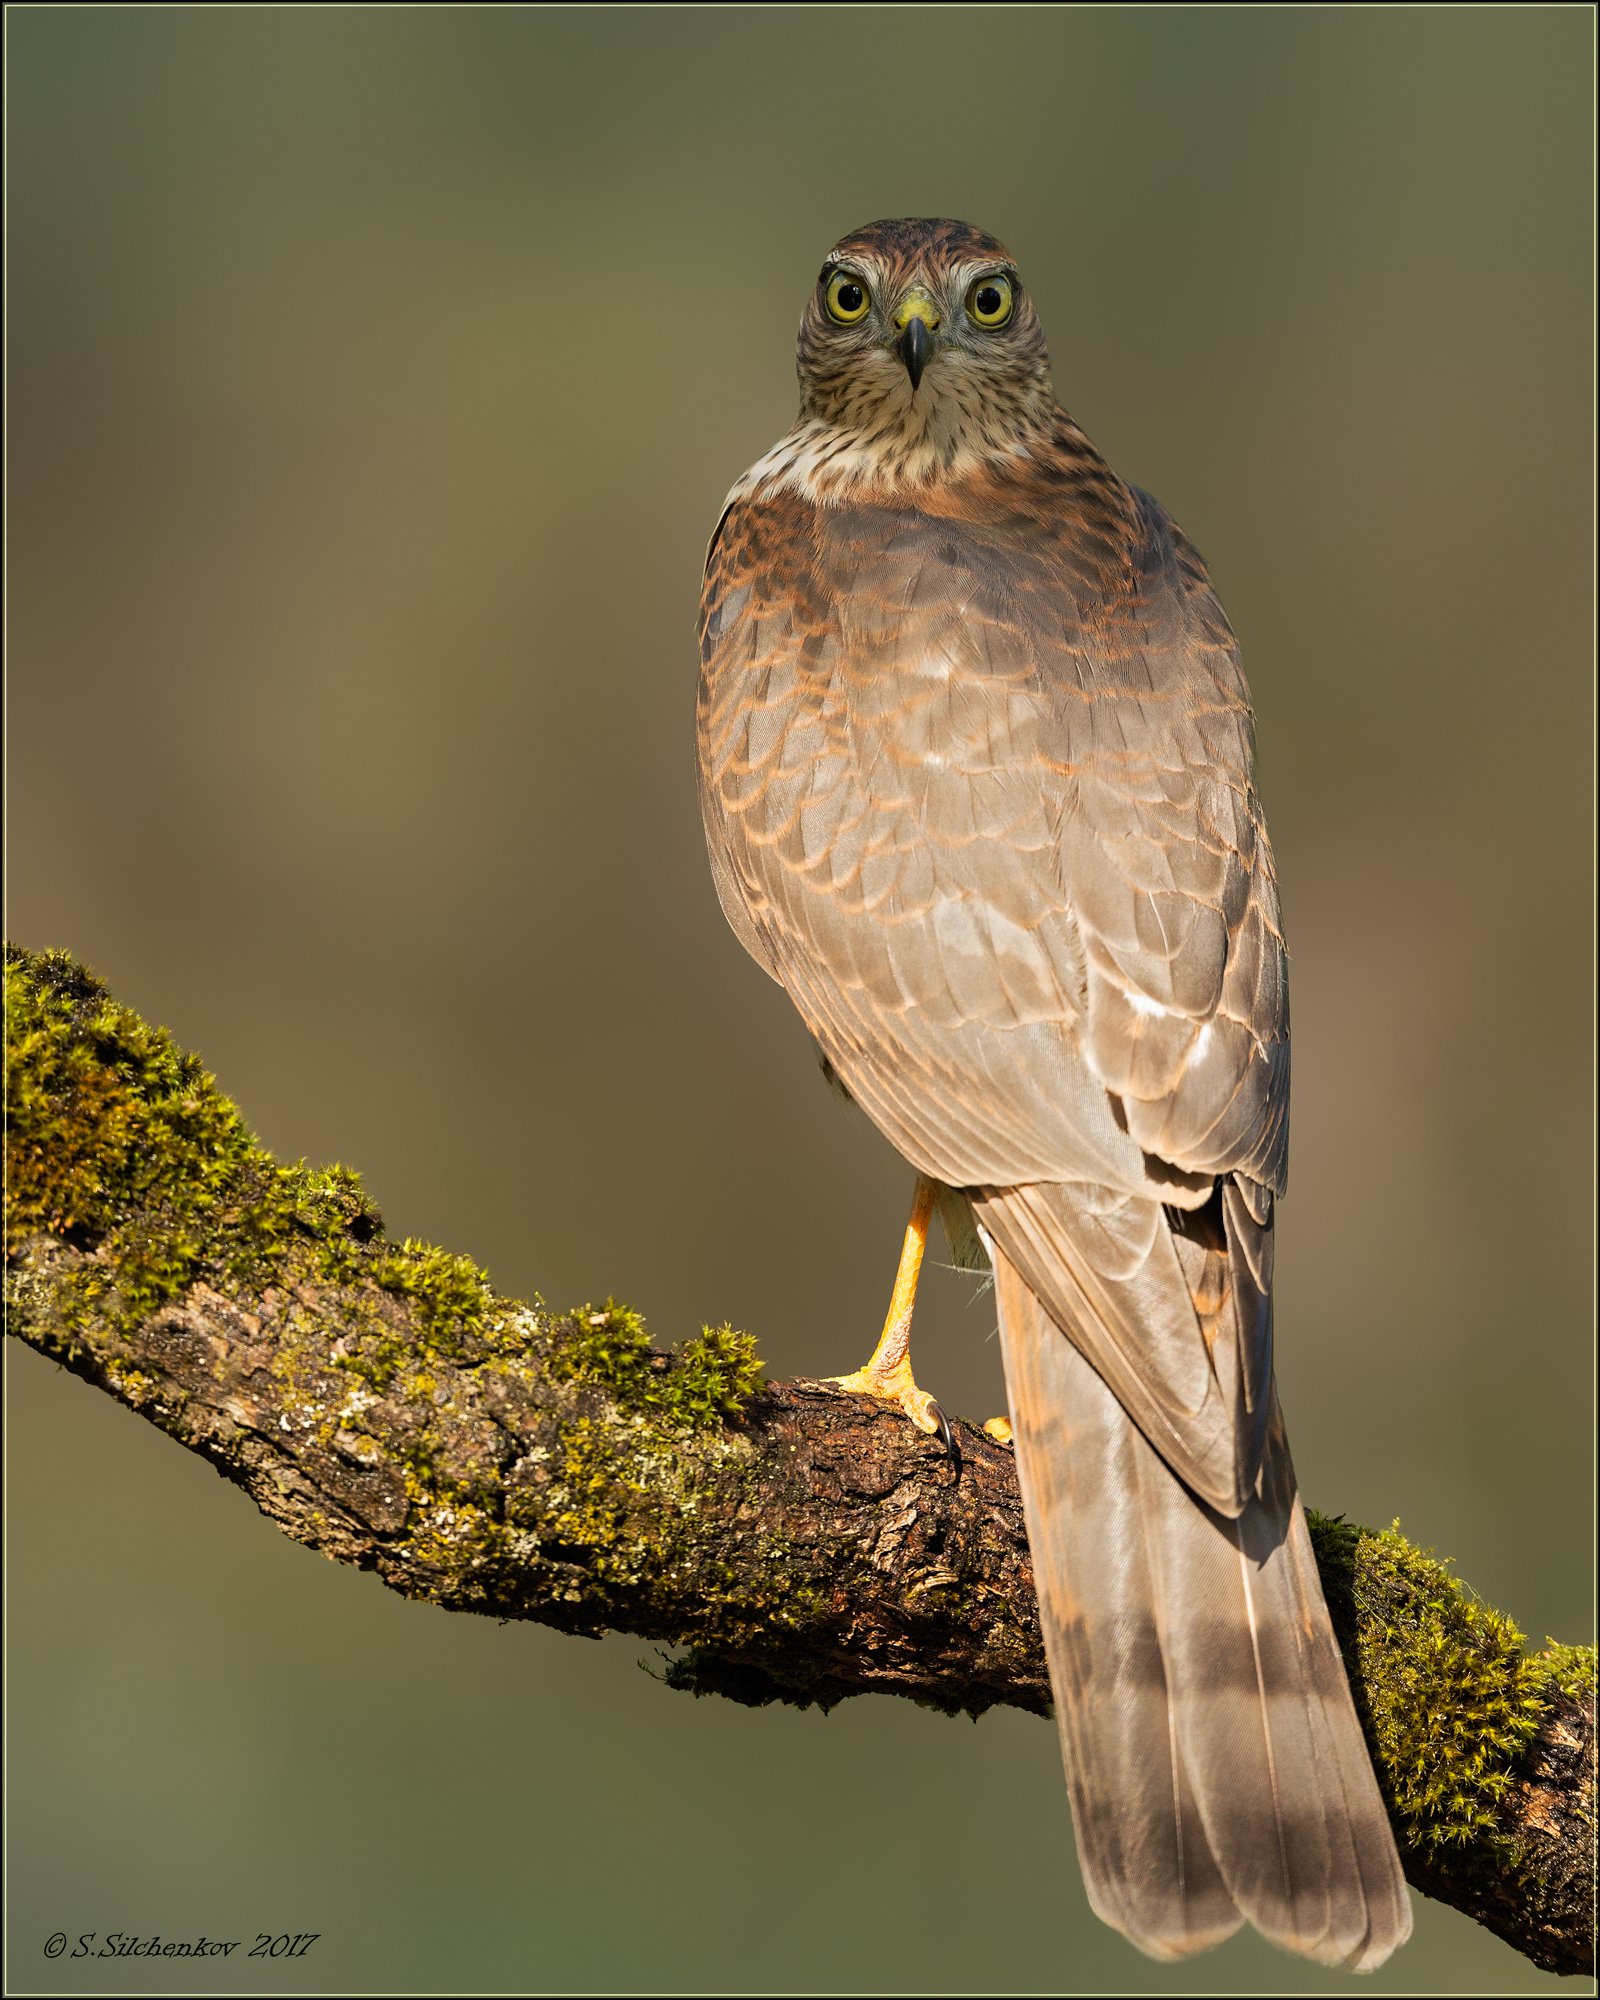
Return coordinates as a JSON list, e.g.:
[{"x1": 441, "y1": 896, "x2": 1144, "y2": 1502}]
[{"x1": 697, "y1": 219, "x2": 1410, "y2": 1967}]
